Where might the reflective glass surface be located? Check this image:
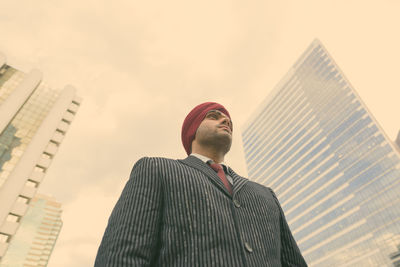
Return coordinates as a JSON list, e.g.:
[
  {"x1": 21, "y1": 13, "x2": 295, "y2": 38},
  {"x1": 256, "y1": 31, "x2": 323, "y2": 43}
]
[
  {"x1": 0, "y1": 195, "x2": 62, "y2": 266},
  {"x1": 0, "y1": 79, "x2": 59, "y2": 188},
  {"x1": 242, "y1": 40, "x2": 400, "y2": 266},
  {"x1": 0, "y1": 65, "x2": 26, "y2": 106}
]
